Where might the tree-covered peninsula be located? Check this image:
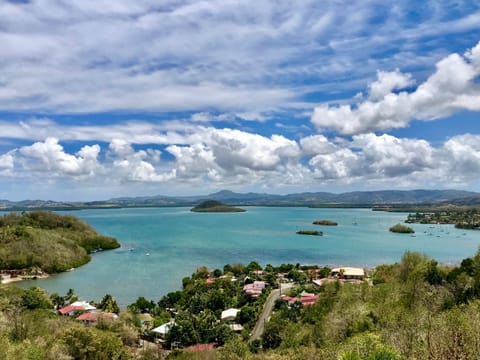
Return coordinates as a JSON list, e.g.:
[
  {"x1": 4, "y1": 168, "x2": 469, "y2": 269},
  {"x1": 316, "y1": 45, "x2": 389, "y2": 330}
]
[
  {"x1": 0, "y1": 211, "x2": 120, "y2": 274},
  {"x1": 191, "y1": 200, "x2": 246, "y2": 213}
]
